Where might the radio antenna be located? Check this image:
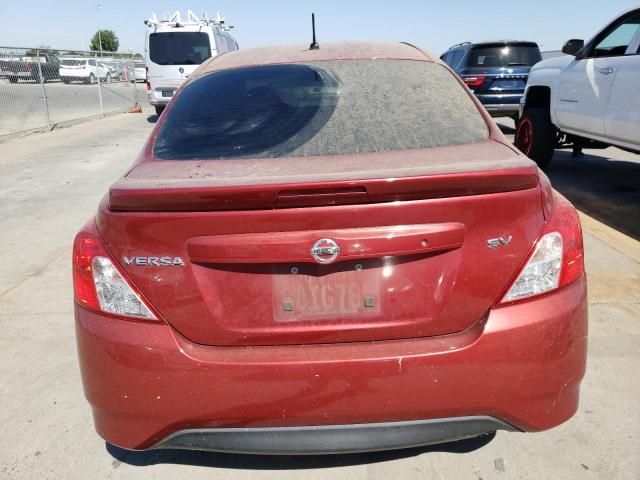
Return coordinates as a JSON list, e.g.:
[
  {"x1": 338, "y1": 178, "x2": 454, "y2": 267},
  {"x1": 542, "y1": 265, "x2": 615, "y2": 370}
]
[{"x1": 309, "y1": 13, "x2": 319, "y2": 50}]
